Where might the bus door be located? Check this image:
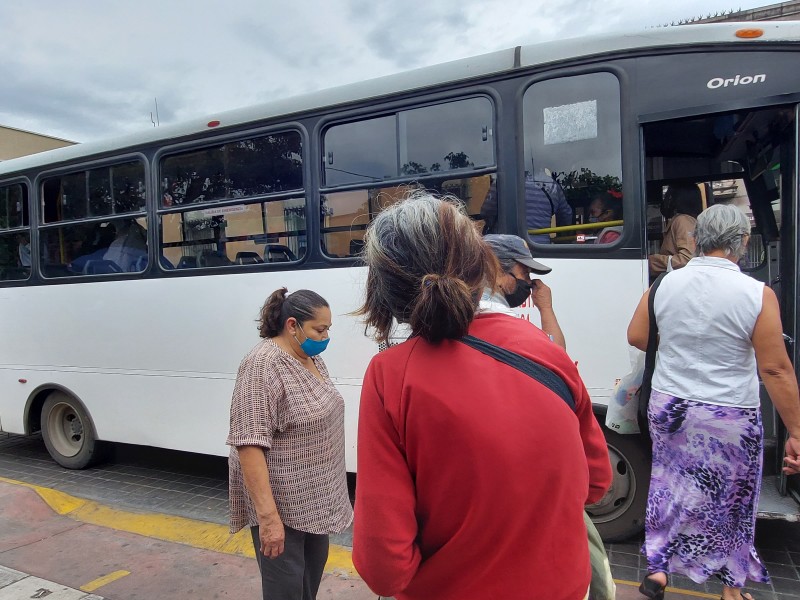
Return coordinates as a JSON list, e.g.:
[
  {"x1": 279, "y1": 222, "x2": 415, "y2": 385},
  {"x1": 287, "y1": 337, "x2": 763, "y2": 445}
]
[
  {"x1": 774, "y1": 104, "x2": 799, "y2": 501},
  {"x1": 642, "y1": 103, "x2": 800, "y2": 511}
]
